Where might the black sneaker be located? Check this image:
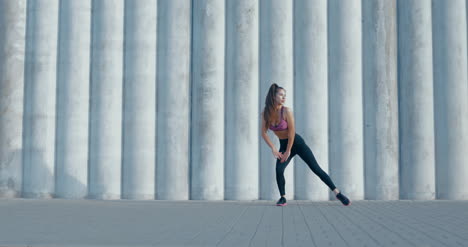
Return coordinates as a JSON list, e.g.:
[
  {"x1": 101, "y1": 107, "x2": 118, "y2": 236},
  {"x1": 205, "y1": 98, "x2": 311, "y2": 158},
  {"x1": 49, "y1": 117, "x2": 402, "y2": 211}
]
[
  {"x1": 276, "y1": 197, "x2": 287, "y2": 206},
  {"x1": 336, "y1": 192, "x2": 351, "y2": 206}
]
